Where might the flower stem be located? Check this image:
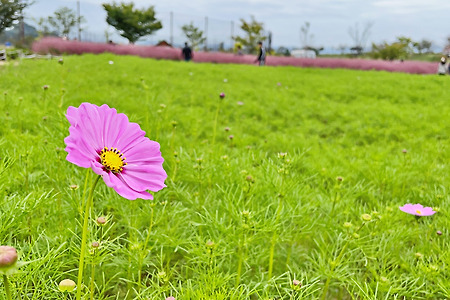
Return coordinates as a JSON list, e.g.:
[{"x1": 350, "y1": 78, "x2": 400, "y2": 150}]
[
  {"x1": 3, "y1": 275, "x2": 12, "y2": 300},
  {"x1": 138, "y1": 206, "x2": 154, "y2": 289},
  {"x1": 80, "y1": 169, "x2": 91, "y2": 223},
  {"x1": 320, "y1": 222, "x2": 366, "y2": 300},
  {"x1": 76, "y1": 175, "x2": 101, "y2": 300},
  {"x1": 89, "y1": 263, "x2": 96, "y2": 300},
  {"x1": 211, "y1": 101, "x2": 222, "y2": 148},
  {"x1": 235, "y1": 232, "x2": 246, "y2": 287},
  {"x1": 268, "y1": 195, "x2": 283, "y2": 280}
]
